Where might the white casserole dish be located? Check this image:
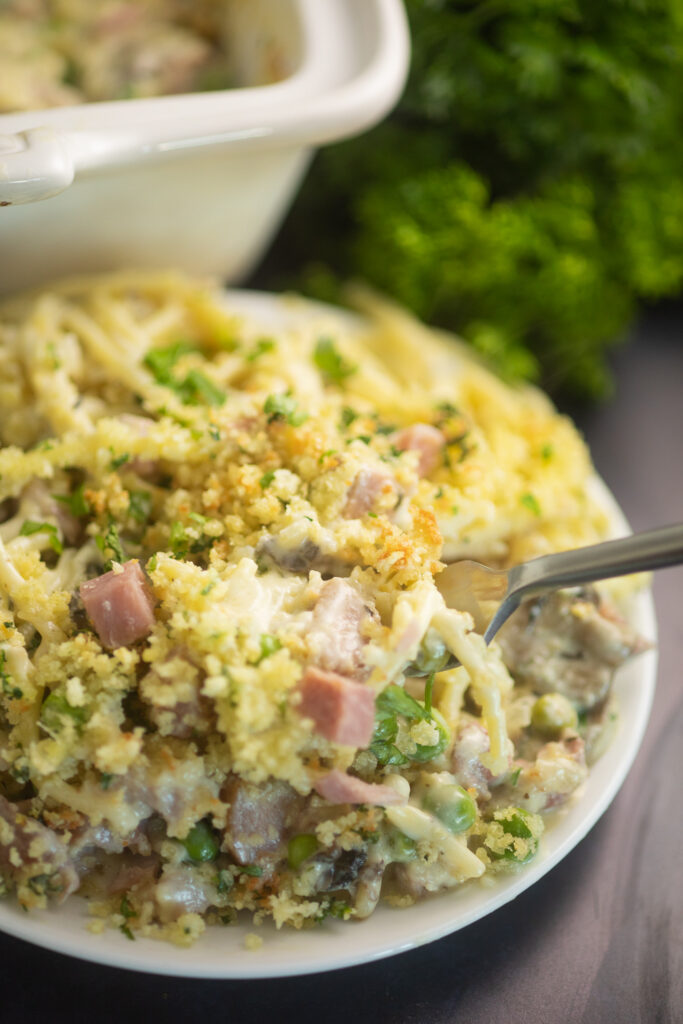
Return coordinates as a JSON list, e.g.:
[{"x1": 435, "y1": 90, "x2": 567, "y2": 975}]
[{"x1": 0, "y1": 0, "x2": 409, "y2": 294}]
